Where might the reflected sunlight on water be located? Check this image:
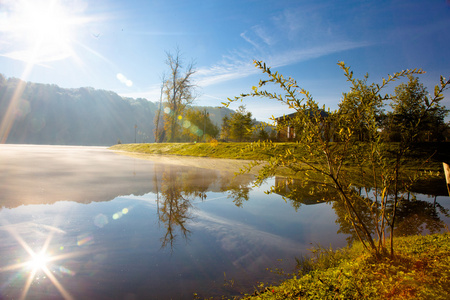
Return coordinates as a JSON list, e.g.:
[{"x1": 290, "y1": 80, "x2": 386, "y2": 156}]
[{"x1": 0, "y1": 145, "x2": 448, "y2": 299}]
